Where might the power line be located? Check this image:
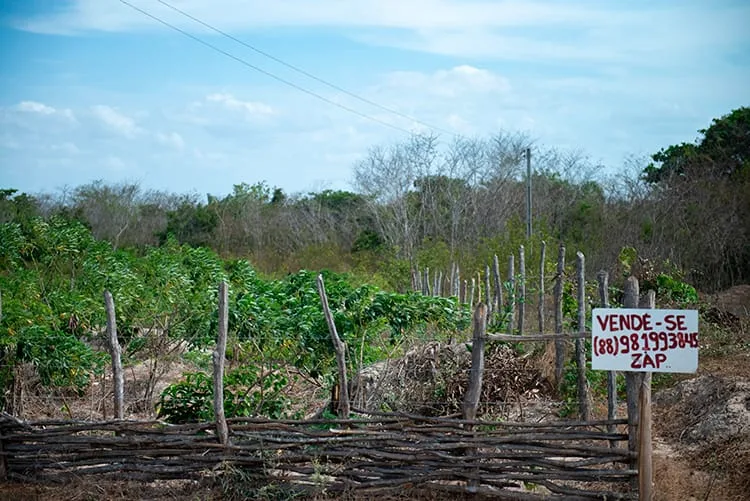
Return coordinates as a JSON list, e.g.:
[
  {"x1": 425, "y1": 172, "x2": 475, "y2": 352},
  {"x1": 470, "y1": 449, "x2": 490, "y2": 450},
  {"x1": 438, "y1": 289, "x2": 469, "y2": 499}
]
[
  {"x1": 118, "y1": 0, "x2": 416, "y2": 135},
  {"x1": 154, "y1": 0, "x2": 455, "y2": 136}
]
